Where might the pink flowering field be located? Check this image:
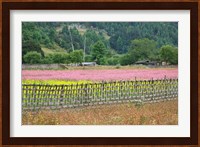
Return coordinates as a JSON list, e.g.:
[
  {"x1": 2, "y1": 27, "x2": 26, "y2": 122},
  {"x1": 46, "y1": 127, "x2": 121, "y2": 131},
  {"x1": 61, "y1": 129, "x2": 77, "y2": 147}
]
[{"x1": 22, "y1": 69, "x2": 178, "y2": 81}]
